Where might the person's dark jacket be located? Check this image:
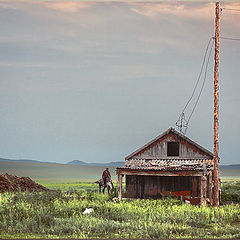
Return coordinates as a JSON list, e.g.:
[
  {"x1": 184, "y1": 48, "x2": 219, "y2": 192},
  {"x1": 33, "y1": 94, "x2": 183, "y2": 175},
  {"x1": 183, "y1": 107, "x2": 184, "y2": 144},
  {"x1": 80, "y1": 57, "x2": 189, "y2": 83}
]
[{"x1": 102, "y1": 169, "x2": 111, "y2": 179}]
